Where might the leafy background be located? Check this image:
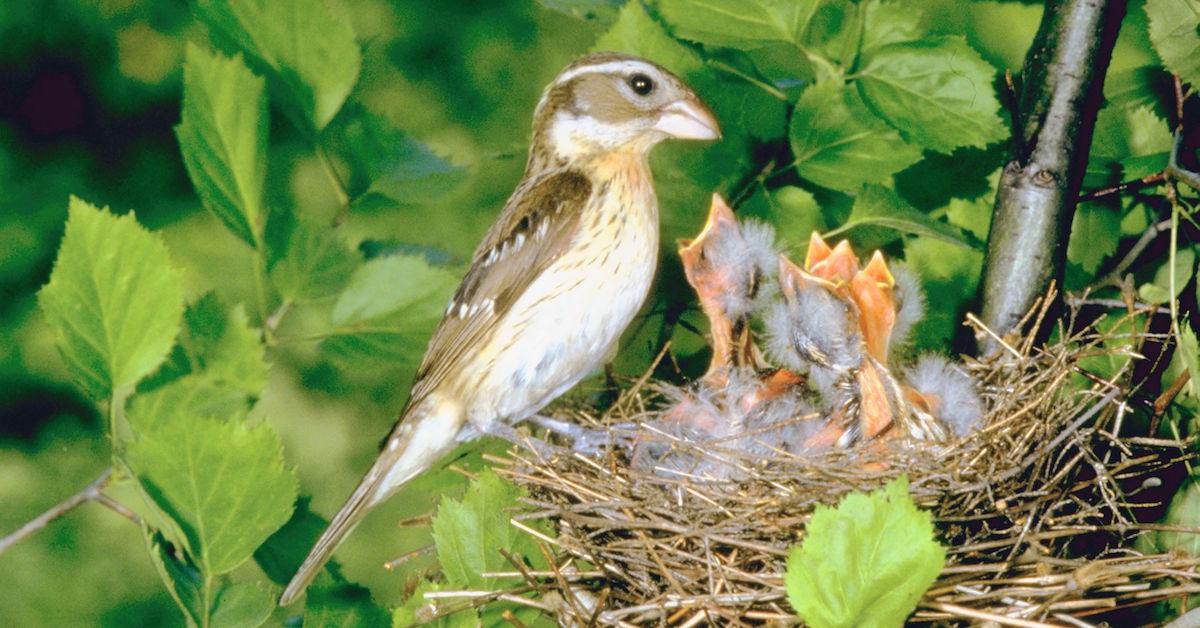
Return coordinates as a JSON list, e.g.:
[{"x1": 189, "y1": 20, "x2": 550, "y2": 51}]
[{"x1": 0, "y1": 0, "x2": 1194, "y2": 625}]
